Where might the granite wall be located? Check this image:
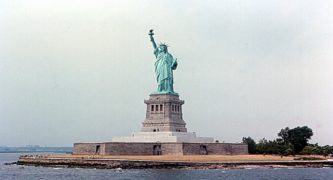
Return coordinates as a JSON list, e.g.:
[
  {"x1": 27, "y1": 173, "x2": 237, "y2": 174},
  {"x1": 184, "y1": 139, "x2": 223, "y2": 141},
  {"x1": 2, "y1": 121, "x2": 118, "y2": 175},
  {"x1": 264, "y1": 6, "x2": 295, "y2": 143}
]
[
  {"x1": 73, "y1": 142, "x2": 248, "y2": 155},
  {"x1": 73, "y1": 143, "x2": 106, "y2": 155},
  {"x1": 105, "y1": 143, "x2": 158, "y2": 155},
  {"x1": 182, "y1": 143, "x2": 248, "y2": 155}
]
